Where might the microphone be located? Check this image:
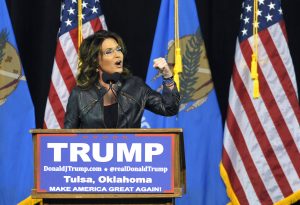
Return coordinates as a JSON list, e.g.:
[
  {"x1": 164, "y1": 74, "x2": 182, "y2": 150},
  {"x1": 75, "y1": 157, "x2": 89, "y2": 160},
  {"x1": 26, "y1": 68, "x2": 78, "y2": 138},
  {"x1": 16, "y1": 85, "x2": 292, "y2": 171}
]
[
  {"x1": 80, "y1": 72, "x2": 119, "y2": 116},
  {"x1": 102, "y1": 72, "x2": 129, "y2": 128},
  {"x1": 102, "y1": 72, "x2": 121, "y2": 84}
]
